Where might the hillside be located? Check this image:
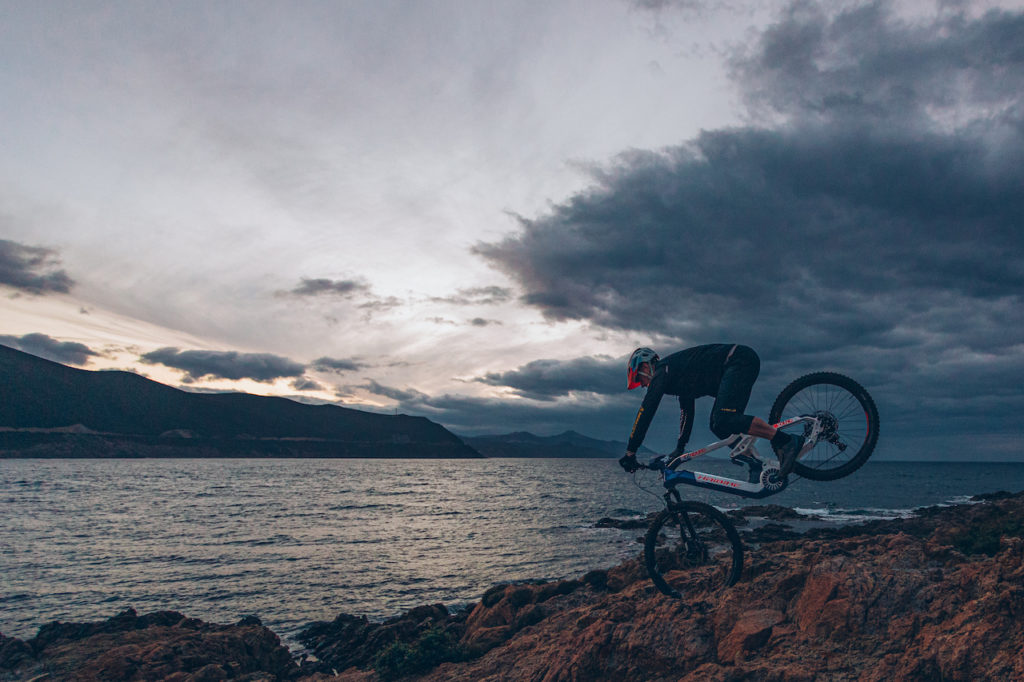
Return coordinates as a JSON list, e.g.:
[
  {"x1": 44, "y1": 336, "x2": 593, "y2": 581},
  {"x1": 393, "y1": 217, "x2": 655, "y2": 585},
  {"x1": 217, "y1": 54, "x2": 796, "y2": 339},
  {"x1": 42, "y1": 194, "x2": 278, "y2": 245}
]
[
  {"x1": 0, "y1": 344, "x2": 479, "y2": 458},
  {"x1": 463, "y1": 430, "x2": 655, "y2": 458}
]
